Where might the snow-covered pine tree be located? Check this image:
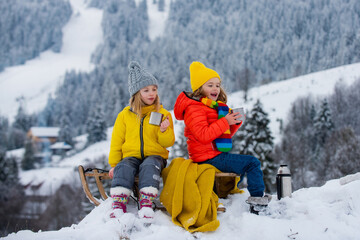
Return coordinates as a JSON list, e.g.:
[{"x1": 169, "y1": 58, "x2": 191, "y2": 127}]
[
  {"x1": 313, "y1": 98, "x2": 334, "y2": 146},
  {"x1": 312, "y1": 98, "x2": 334, "y2": 180},
  {"x1": 9, "y1": 98, "x2": 37, "y2": 150},
  {"x1": 234, "y1": 99, "x2": 277, "y2": 192},
  {"x1": 58, "y1": 114, "x2": 74, "y2": 146},
  {"x1": 38, "y1": 94, "x2": 57, "y2": 127},
  {"x1": 324, "y1": 126, "x2": 360, "y2": 181},
  {"x1": 0, "y1": 115, "x2": 9, "y2": 151},
  {"x1": 86, "y1": 105, "x2": 107, "y2": 145},
  {"x1": 21, "y1": 140, "x2": 37, "y2": 170},
  {"x1": 13, "y1": 97, "x2": 32, "y2": 132},
  {"x1": 158, "y1": 0, "x2": 165, "y2": 11},
  {"x1": 236, "y1": 66, "x2": 254, "y2": 102},
  {"x1": 0, "y1": 150, "x2": 24, "y2": 235}
]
